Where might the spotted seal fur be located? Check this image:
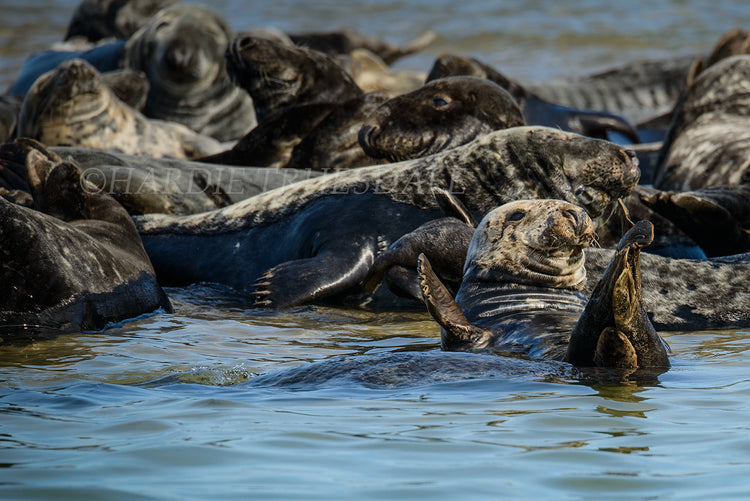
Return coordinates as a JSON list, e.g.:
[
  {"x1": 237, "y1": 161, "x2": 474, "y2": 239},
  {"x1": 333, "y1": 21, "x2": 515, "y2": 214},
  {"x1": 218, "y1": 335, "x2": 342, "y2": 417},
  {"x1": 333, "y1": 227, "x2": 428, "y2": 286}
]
[
  {"x1": 135, "y1": 126, "x2": 639, "y2": 308},
  {"x1": 0, "y1": 139, "x2": 171, "y2": 343},
  {"x1": 16, "y1": 58, "x2": 223, "y2": 160},
  {"x1": 417, "y1": 199, "x2": 670, "y2": 369},
  {"x1": 120, "y1": 4, "x2": 256, "y2": 142}
]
